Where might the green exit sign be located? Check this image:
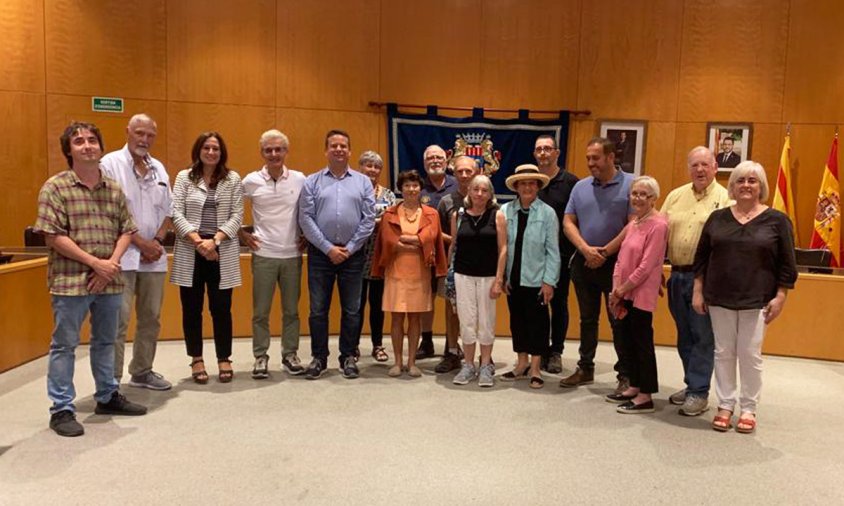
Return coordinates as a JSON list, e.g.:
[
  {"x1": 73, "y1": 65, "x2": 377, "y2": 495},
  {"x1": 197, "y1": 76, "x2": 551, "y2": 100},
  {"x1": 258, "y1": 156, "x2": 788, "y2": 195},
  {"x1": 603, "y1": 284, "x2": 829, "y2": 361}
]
[{"x1": 92, "y1": 97, "x2": 124, "y2": 113}]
